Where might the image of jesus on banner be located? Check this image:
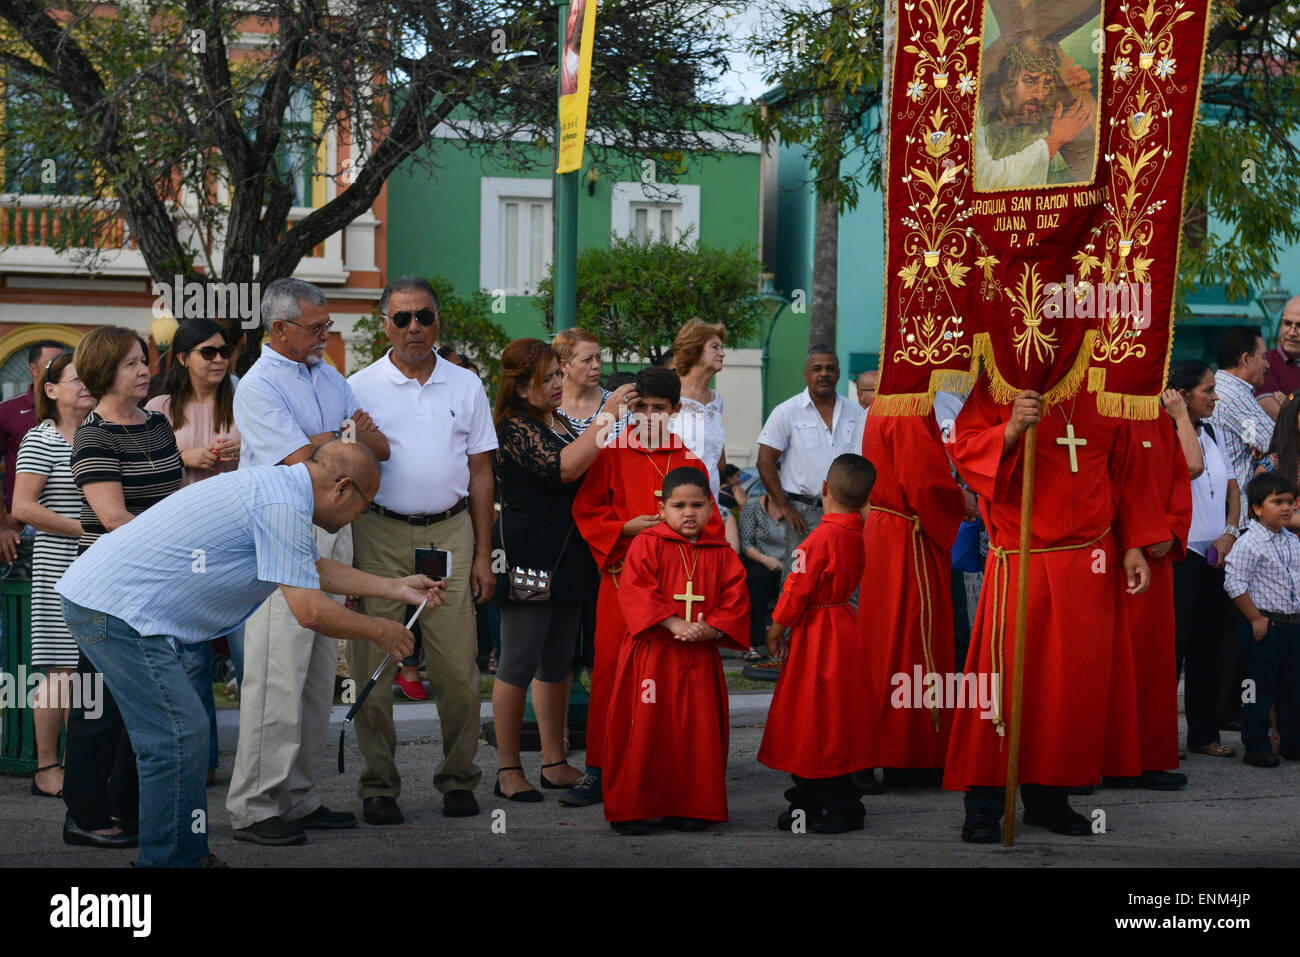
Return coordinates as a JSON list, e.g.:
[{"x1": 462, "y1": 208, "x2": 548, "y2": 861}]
[{"x1": 973, "y1": 2, "x2": 1102, "y2": 191}]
